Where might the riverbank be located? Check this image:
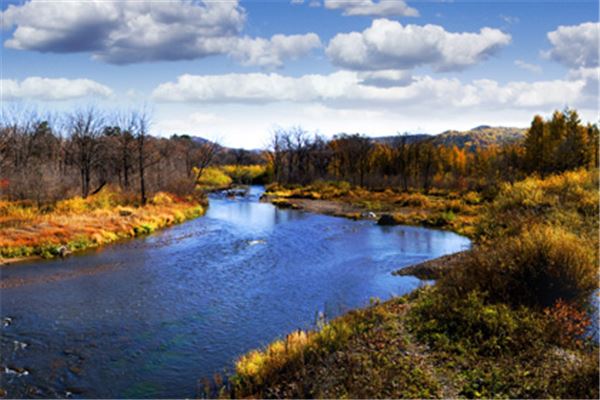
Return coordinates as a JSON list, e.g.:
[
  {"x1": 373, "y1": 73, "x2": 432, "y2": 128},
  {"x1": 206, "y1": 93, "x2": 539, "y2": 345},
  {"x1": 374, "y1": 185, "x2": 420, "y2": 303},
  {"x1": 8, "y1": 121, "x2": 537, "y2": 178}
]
[
  {"x1": 227, "y1": 170, "x2": 599, "y2": 398},
  {"x1": 261, "y1": 182, "x2": 481, "y2": 238},
  {"x1": 229, "y1": 287, "x2": 598, "y2": 399},
  {"x1": 393, "y1": 250, "x2": 469, "y2": 280},
  {"x1": 0, "y1": 190, "x2": 206, "y2": 263}
]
